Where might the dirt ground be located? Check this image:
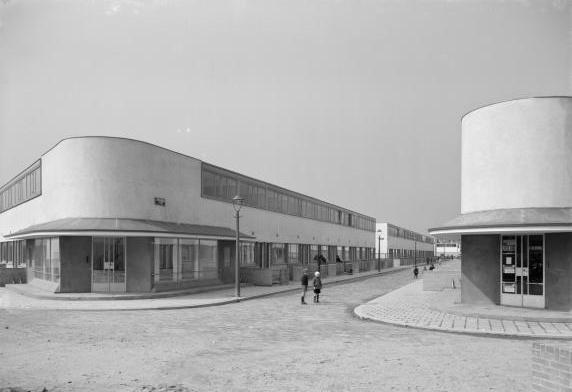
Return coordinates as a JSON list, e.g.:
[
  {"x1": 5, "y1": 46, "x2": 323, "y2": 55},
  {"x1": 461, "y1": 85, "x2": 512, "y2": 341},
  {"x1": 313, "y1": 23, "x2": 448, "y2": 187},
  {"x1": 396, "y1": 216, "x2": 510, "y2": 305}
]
[{"x1": 0, "y1": 270, "x2": 549, "y2": 391}]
